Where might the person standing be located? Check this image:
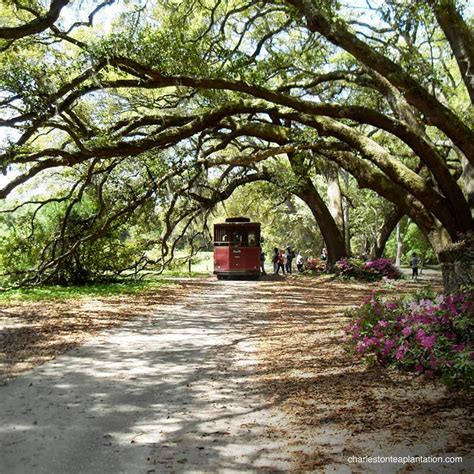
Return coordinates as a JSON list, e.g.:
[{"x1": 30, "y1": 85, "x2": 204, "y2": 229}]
[
  {"x1": 285, "y1": 246, "x2": 295, "y2": 274},
  {"x1": 276, "y1": 249, "x2": 286, "y2": 275},
  {"x1": 410, "y1": 252, "x2": 419, "y2": 281},
  {"x1": 272, "y1": 247, "x2": 279, "y2": 274},
  {"x1": 296, "y1": 252, "x2": 304, "y2": 272},
  {"x1": 320, "y1": 247, "x2": 327, "y2": 261},
  {"x1": 260, "y1": 250, "x2": 266, "y2": 275}
]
